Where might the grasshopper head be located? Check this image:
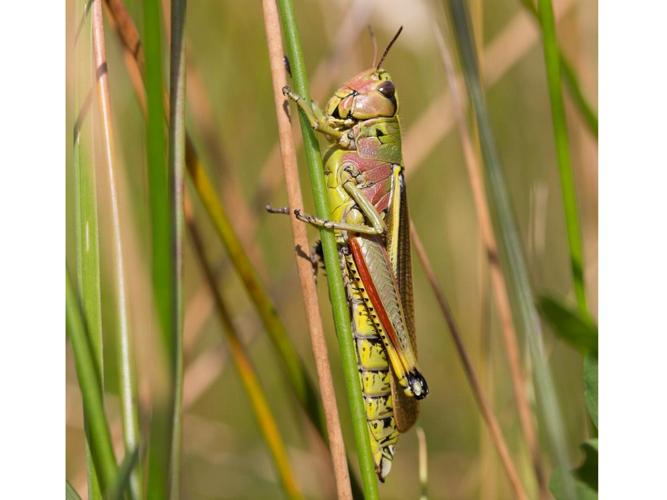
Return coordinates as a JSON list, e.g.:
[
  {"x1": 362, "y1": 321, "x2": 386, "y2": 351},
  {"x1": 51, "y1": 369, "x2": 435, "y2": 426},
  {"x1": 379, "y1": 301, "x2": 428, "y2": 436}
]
[
  {"x1": 325, "y1": 26, "x2": 403, "y2": 122},
  {"x1": 325, "y1": 69, "x2": 398, "y2": 121}
]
